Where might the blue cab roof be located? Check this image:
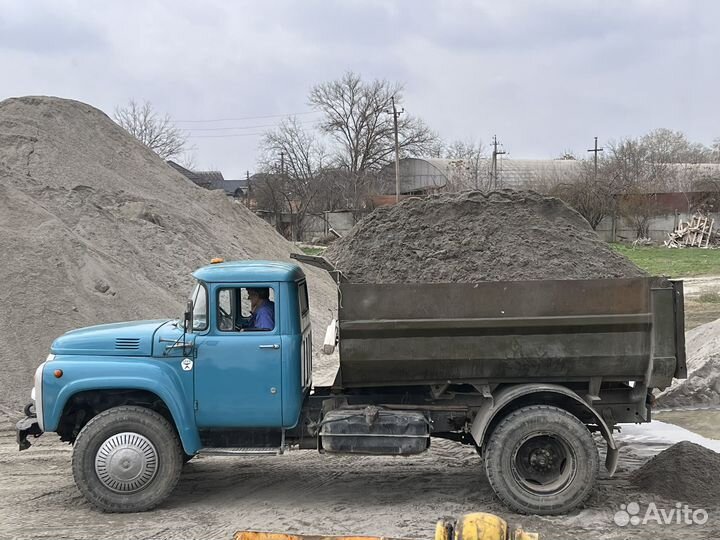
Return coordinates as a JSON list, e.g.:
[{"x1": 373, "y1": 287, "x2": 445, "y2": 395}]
[{"x1": 192, "y1": 260, "x2": 305, "y2": 283}]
